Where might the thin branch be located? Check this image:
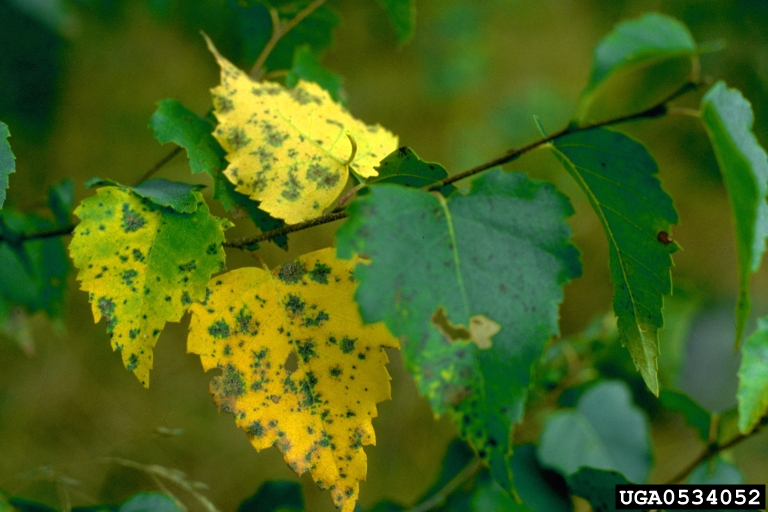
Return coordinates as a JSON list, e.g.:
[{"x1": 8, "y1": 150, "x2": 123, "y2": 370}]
[
  {"x1": 0, "y1": 224, "x2": 75, "y2": 245},
  {"x1": 336, "y1": 182, "x2": 366, "y2": 208},
  {"x1": 249, "y1": 0, "x2": 329, "y2": 80},
  {"x1": 133, "y1": 146, "x2": 183, "y2": 186},
  {"x1": 405, "y1": 457, "x2": 484, "y2": 512},
  {"x1": 223, "y1": 210, "x2": 347, "y2": 249},
  {"x1": 665, "y1": 417, "x2": 768, "y2": 484}
]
